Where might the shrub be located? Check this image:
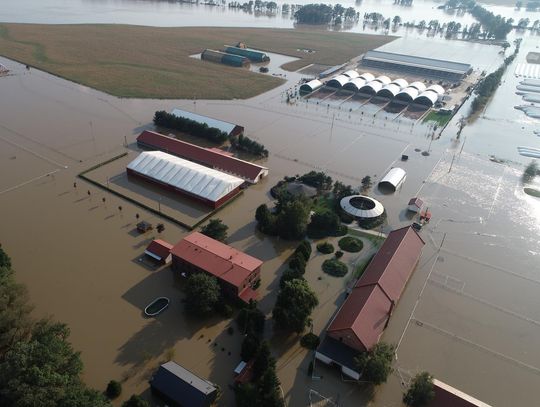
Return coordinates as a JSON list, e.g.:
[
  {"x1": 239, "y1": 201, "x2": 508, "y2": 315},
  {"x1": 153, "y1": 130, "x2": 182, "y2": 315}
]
[
  {"x1": 106, "y1": 380, "x2": 122, "y2": 399},
  {"x1": 280, "y1": 268, "x2": 303, "y2": 289},
  {"x1": 289, "y1": 254, "x2": 306, "y2": 274},
  {"x1": 300, "y1": 332, "x2": 320, "y2": 350},
  {"x1": 295, "y1": 242, "x2": 312, "y2": 262},
  {"x1": 316, "y1": 242, "x2": 335, "y2": 254},
  {"x1": 322, "y1": 259, "x2": 348, "y2": 277},
  {"x1": 335, "y1": 250, "x2": 343, "y2": 259},
  {"x1": 338, "y1": 236, "x2": 363, "y2": 253}
]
